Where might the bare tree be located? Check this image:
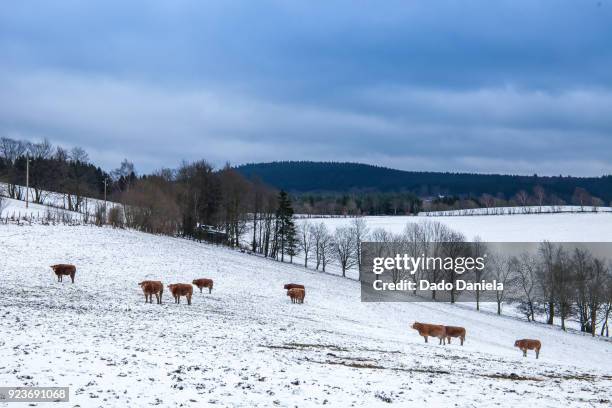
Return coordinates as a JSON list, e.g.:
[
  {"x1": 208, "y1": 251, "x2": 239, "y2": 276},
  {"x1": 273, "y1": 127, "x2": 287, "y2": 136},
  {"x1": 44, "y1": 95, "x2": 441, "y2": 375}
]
[
  {"x1": 538, "y1": 241, "x2": 558, "y2": 325},
  {"x1": 440, "y1": 231, "x2": 469, "y2": 303},
  {"x1": 587, "y1": 258, "x2": 608, "y2": 336},
  {"x1": 489, "y1": 253, "x2": 515, "y2": 315},
  {"x1": 298, "y1": 221, "x2": 314, "y2": 268},
  {"x1": 70, "y1": 147, "x2": 89, "y2": 163},
  {"x1": 572, "y1": 187, "x2": 592, "y2": 211},
  {"x1": 401, "y1": 223, "x2": 425, "y2": 292},
  {"x1": 350, "y1": 217, "x2": 369, "y2": 268},
  {"x1": 480, "y1": 193, "x2": 496, "y2": 208},
  {"x1": 533, "y1": 185, "x2": 546, "y2": 207},
  {"x1": 472, "y1": 237, "x2": 489, "y2": 310},
  {"x1": 552, "y1": 247, "x2": 573, "y2": 330},
  {"x1": 512, "y1": 254, "x2": 538, "y2": 322},
  {"x1": 54, "y1": 146, "x2": 70, "y2": 162},
  {"x1": 600, "y1": 271, "x2": 612, "y2": 337},
  {"x1": 0, "y1": 137, "x2": 26, "y2": 164},
  {"x1": 514, "y1": 190, "x2": 529, "y2": 207},
  {"x1": 591, "y1": 197, "x2": 604, "y2": 211},
  {"x1": 112, "y1": 159, "x2": 136, "y2": 192},
  {"x1": 0, "y1": 137, "x2": 27, "y2": 199},
  {"x1": 310, "y1": 222, "x2": 329, "y2": 270},
  {"x1": 318, "y1": 227, "x2": 335, "y2": 272},
  {"x1": 334, "y1": 227, "x2": 357, "y2": 277},
  {"x1": 27, "y1": 139, "x2": 53, "y2": 159},
  {"x1": 572, "y1": 247, "x2": 594, "y2": 332}
]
